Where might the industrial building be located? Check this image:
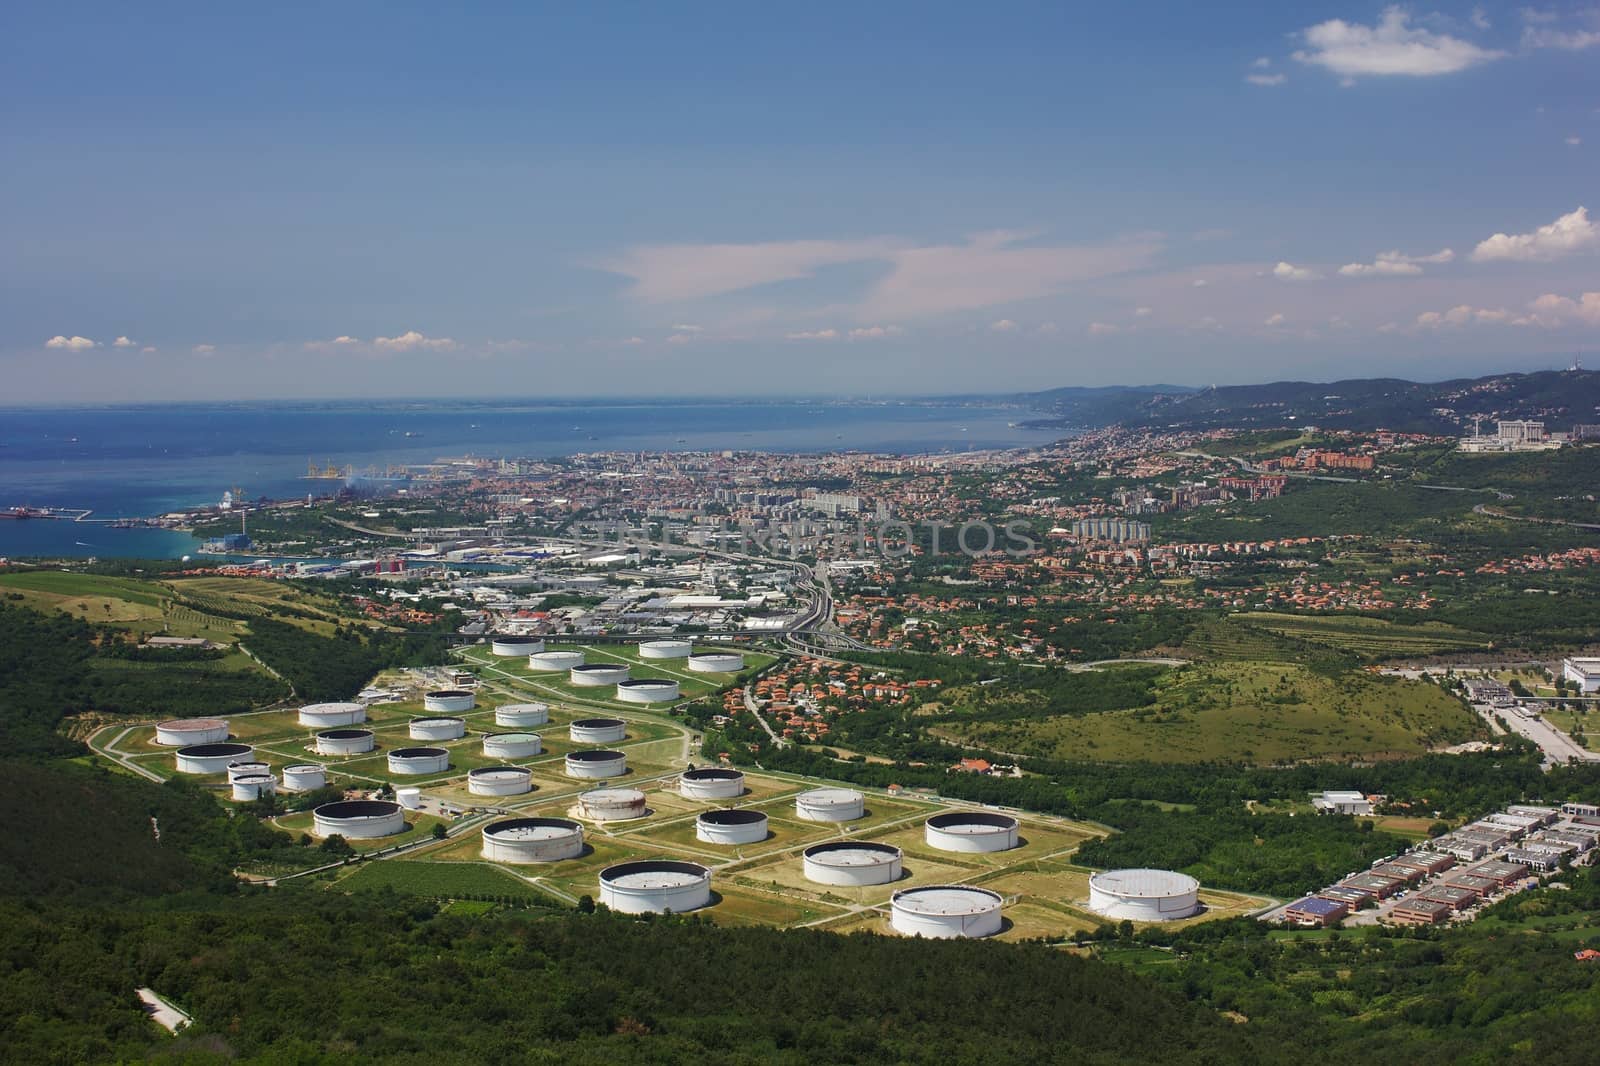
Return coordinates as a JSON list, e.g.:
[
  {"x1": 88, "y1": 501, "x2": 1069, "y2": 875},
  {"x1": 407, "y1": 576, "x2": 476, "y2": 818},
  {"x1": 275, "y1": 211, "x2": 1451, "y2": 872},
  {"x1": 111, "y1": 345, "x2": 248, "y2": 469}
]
[
  {"x1": 495, "y1": 702, "x2": 550, "y2": 728},
  {"x1": 924, "y1": 811, "x2": 1020, "y2": 853},
  {"x1": 174, "y1": 742, "x2": 254, "y2": 775},
  {"x1": 1283, "y1": 897, "x2": 1348, "y2": 928},
  {"x1": 467, "y1": 766, "x2": 534, "y2": 796},
  {"x1": 616, "y1": 678, "x2": 680, "y2": 703},
  {"x1": 154, "y1": 718, "x2": 230, "y2": 746},
  {"x1": 1563, "y1": 658, "x2": 1600, "y2": 693},
  {"x1": 565, "y1": 749, "x2": 627, "y2": 778},
  {"x1": 315, "y1": 728, "x2": 375, "y2": 755},
  {"x1": 313, "y1": 799, "x2": 405, "y2": 839},
  {"x1": 528, "y1": 649, "x2": 585, "y2": 671},
  {"x1": 1312, "y1": 790, "x2": 1374, "y2": 816},
  {"x1": 388, "y1": 746, "x2": 450, "y2": 775},
  {"x1": 482, "y1": 732, "x2": 542, "y2": 758},
  {"x1": 1390, "y1": 898, "x2": 1454, "y2": 925},
  {"x1": 679, "y1": 768, "x2": 745, "y2": 799},
  {"x1": 409, "y1": 716, "x2": 467, "y2": 741},
  {"x1": 1088, "y1": 869, "x2": 1201, "y2": 921},
  {"x1": 795, "y1": 787, "x2": 865, "y2": 822},
  {"x1": 423, "y1": 690, "x2": 475, "y2": 713},
  {"x1": 696, "y1": 808, "x2": 768, "y2": 845},
  {"x1": 577, "y1": 787, "x2": 648, "y2": 821},
  {"x1": 889, "y1": 885, "x2": 1004, "y2": 939},
  {"x1": 688, "y1": 652, "x2": 745, "y2": 673},
  {"x1": 570, "y1": 663, "x2": 630, "y2": 686},
  {"x1": 569, "y1": 717, "x2": 626, "y2": 744},
  {"x1": 803, "y1": 842, "x2": 904, "y2": 886},
  {"x1": 598, "y1": 860, "x2": 712, "y2": 914},
  {"x1": 297, "y1": 702, "x2": 367, "y2": 728},
  {"x1": 639, "y1": 639, "x2": 691, "y2": 659},
  {"x1": 480, "y1": 818, "x2": 584, "y2": 863},
  {"x1": 279, "y1": 764, "x2": 327, "y2": 792},
  {"x1": 490, "y1": 635, "x2": 545, "y2": 657}
]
